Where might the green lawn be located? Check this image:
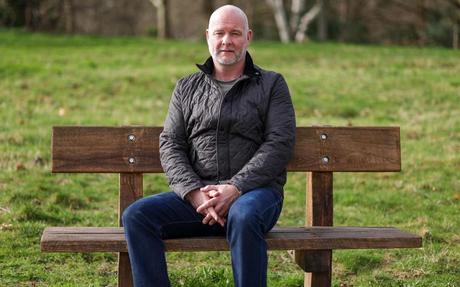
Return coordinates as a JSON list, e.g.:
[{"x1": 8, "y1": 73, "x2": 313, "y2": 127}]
[{"x1": 0, "y1": 29, "x2": 459, "y2": 286}]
